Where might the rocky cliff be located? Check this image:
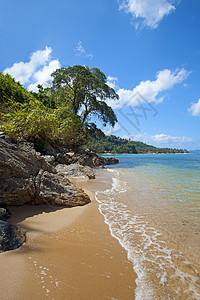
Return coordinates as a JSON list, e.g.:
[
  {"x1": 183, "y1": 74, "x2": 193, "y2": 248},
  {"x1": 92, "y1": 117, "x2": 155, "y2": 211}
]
[
  {"x1": 0, "y1": 139, "x2": 90, "y2": 207},
  {"x1": 0, "y1": 139, "x2": 90, "y2": 252}
]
